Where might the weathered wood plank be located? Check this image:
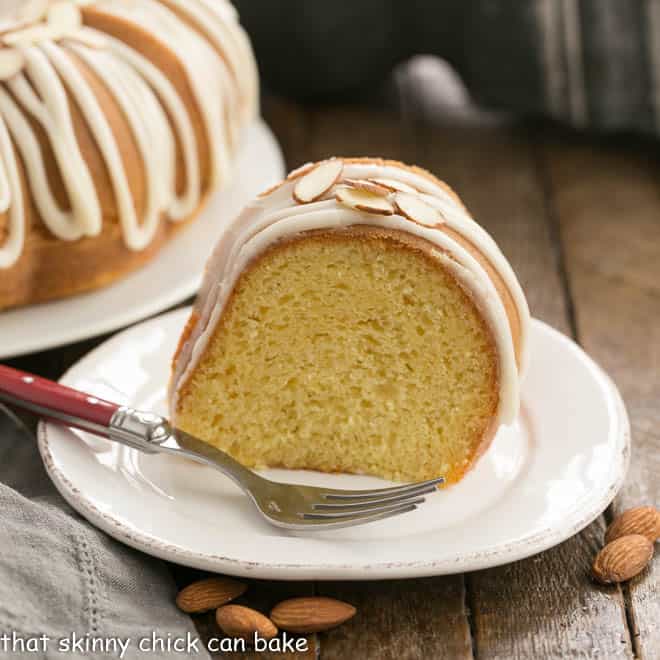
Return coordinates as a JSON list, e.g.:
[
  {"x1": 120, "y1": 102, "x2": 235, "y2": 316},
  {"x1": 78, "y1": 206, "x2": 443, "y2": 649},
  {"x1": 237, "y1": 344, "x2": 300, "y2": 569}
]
[
  {"x1": 541, "y1": 135, "x2": 660, "y2": 659},
  {"x1": 466, "y1": 523, "x2": 631, "y2": 659},
  {"x1": 318, "y1": 577, "x2": 471, "y2": 660},
  {"x1": 410, "y1": 120, "x2": 633, "y2": 658}
]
